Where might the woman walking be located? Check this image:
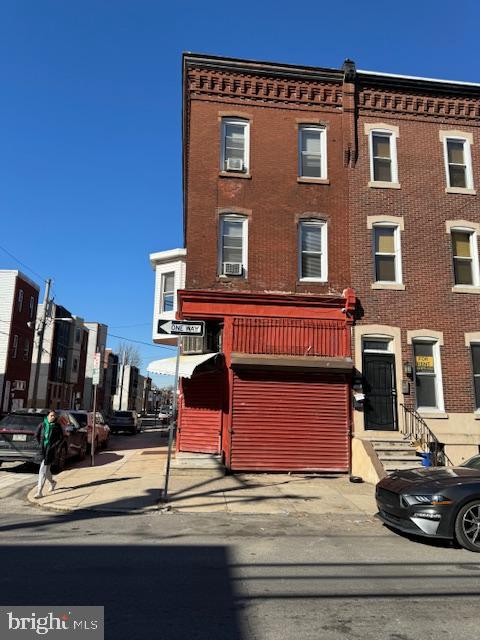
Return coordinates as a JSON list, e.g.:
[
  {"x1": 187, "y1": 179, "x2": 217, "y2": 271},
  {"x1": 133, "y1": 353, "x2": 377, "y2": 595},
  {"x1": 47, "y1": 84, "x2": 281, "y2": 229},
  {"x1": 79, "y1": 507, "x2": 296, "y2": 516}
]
[{"x1": 34, "y1": 410, "x2": 64, "y2": 498}]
